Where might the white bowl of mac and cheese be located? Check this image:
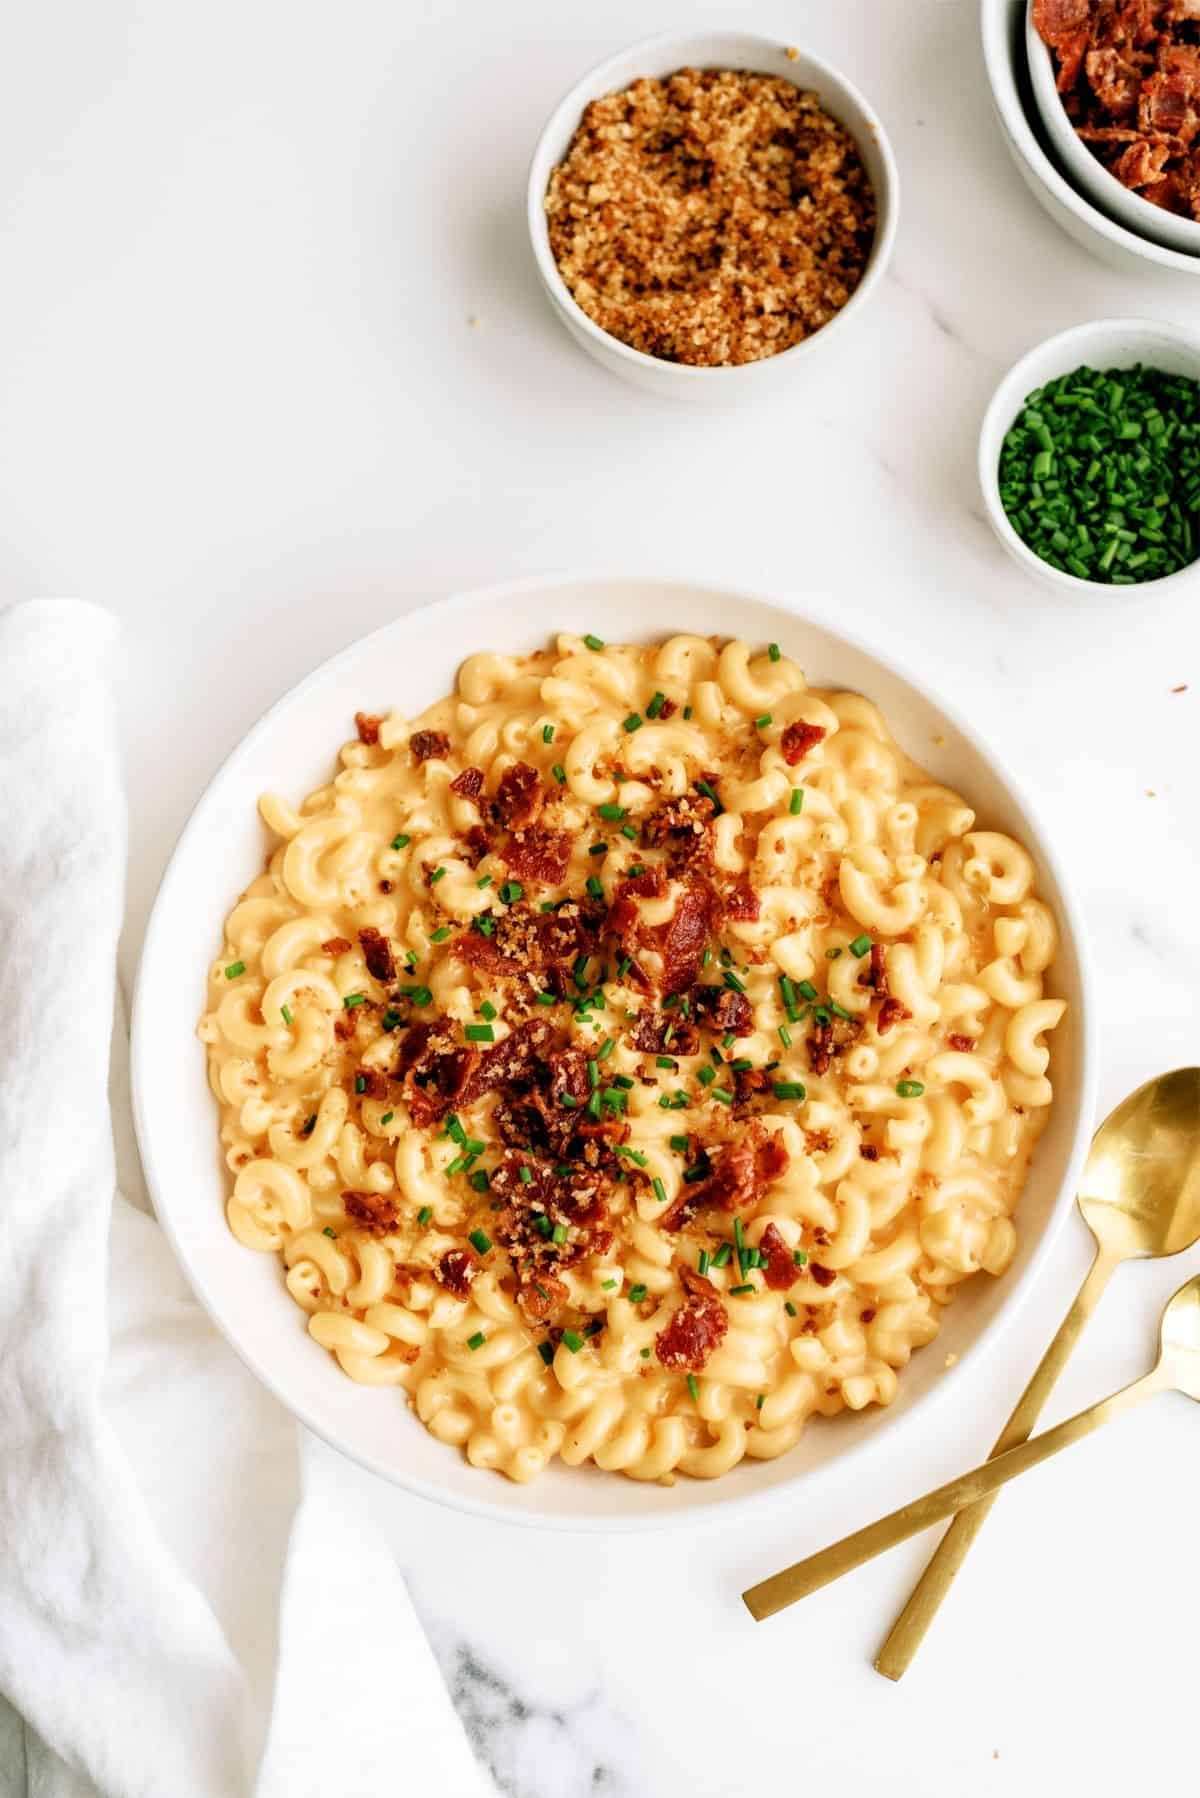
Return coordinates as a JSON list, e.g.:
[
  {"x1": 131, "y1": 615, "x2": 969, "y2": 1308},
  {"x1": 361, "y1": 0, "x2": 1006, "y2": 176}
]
[{"x1": 133, "y1": 576, "x2": 1096, "y2": 1528}]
